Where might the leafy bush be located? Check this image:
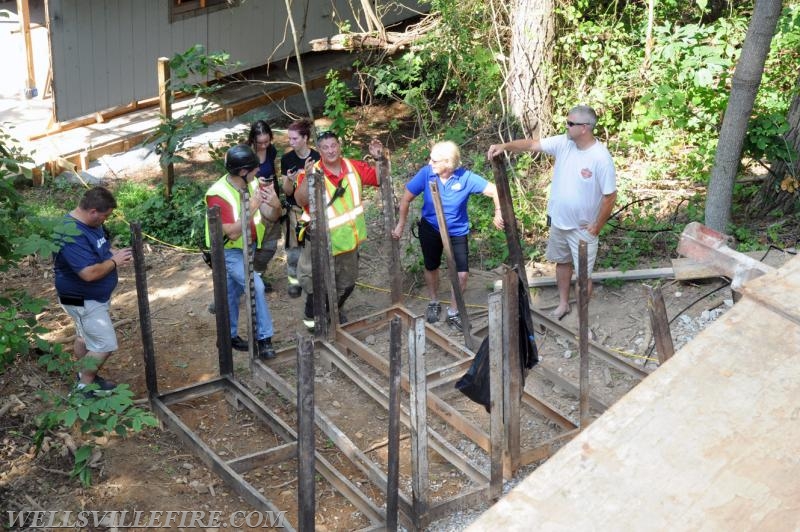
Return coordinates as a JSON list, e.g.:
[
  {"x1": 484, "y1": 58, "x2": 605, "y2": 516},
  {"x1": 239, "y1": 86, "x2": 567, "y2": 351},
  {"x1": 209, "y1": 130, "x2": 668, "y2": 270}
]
[{"x1": 111, "y1": 178, "x2": 209, "y2": 248}]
